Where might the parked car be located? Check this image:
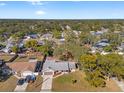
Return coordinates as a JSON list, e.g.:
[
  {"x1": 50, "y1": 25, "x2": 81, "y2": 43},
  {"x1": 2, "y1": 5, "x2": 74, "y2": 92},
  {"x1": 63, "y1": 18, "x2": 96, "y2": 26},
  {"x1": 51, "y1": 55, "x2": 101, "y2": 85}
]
[
  {"x1": 25, "y1": 75, "x2": 36, "y2": 83},
  {"x1": 17, "y1": 78, "x2": 25, "y2": 85}
]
